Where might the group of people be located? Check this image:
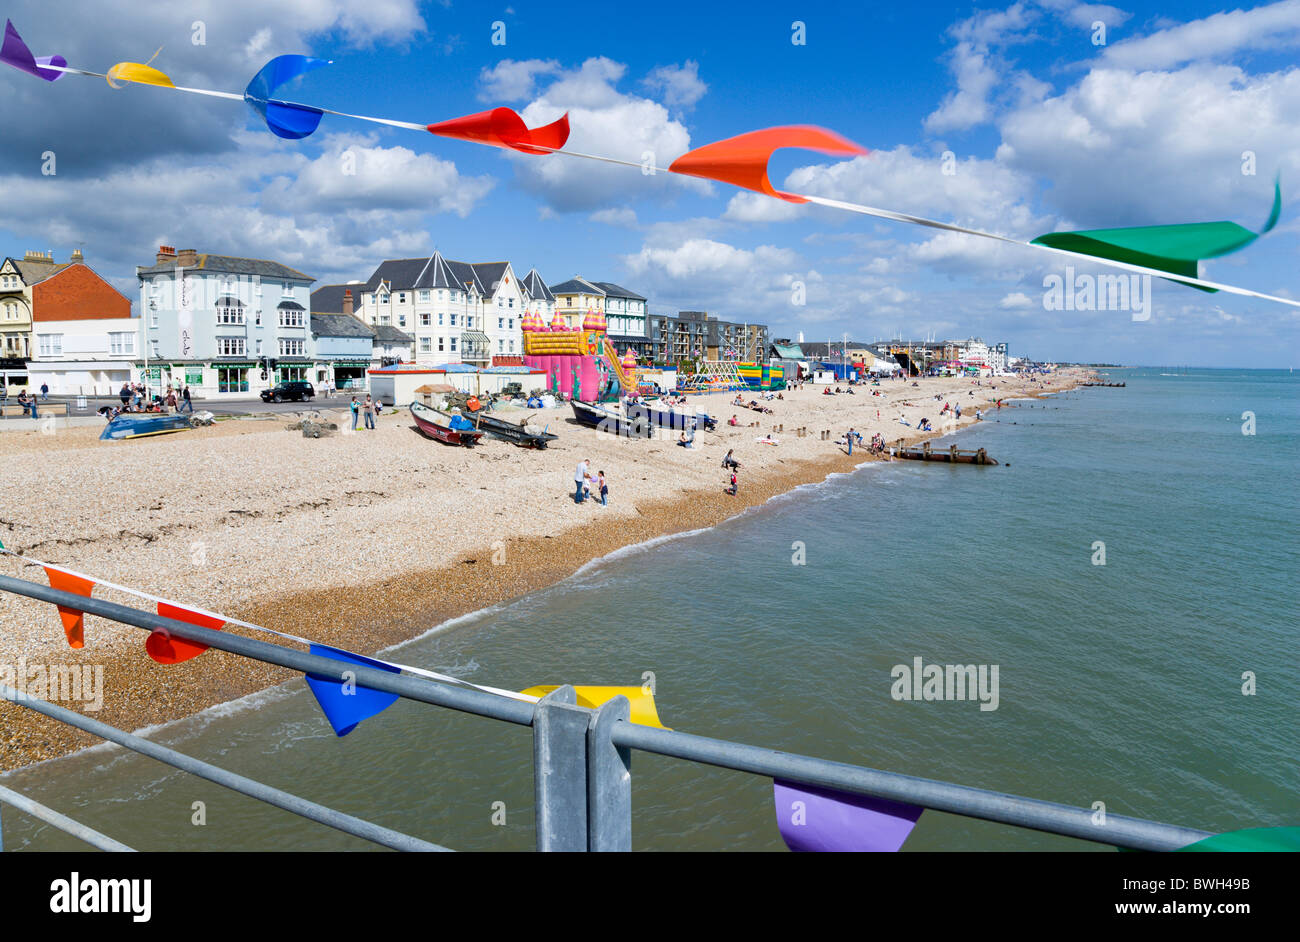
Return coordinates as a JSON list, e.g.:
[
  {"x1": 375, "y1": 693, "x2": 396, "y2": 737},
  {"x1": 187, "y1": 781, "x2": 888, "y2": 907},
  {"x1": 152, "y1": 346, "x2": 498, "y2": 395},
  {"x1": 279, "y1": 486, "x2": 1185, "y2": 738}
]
[
  {"x1": 349, "y1": 395, "x2": 383, "y2": 430},
  {"x1": 723, "y1": 449, "x2": 740, "y2": 495},
  {"x1": 573, "y1": 458, "x2": 610, "y2": 505},
  {"x1": 4, "y1": 387, "x2": 42, "y2": 418}
]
